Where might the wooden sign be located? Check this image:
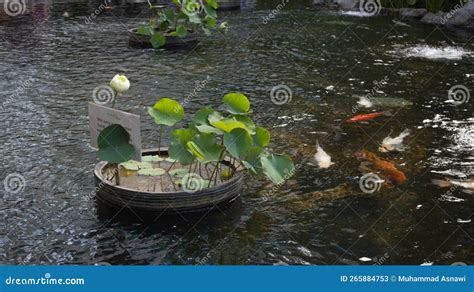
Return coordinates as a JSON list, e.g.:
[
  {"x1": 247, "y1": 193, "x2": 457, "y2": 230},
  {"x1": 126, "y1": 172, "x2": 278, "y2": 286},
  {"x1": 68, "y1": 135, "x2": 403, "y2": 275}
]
[{"x1": 88, "y1": 102, "x2": 141, "y2": 161}]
